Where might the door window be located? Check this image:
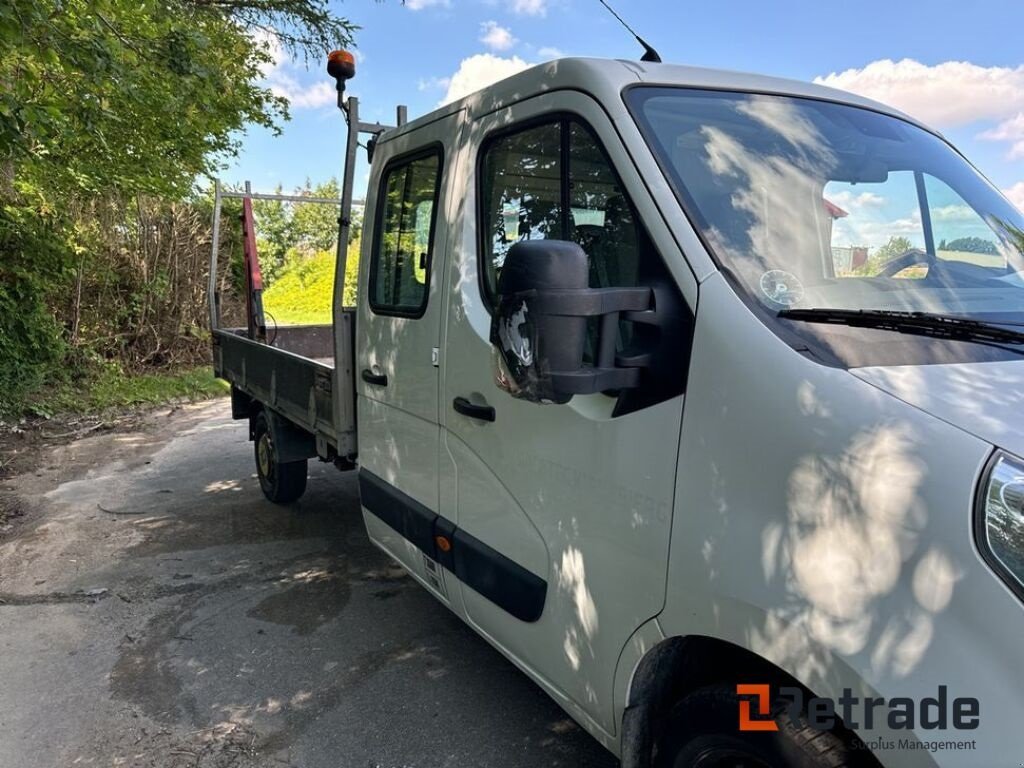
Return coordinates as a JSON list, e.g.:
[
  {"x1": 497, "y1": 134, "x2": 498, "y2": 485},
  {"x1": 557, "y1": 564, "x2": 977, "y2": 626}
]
[
  {"x1": 480, "y1": 118, "x2": 653, "y2": 361},
  {"x1": 480, "y1": 122, "x2": 563, "y2": 296},
  {"x1": 370, "y1": 149, "x2": 443, "y2": 317},
  {"x1": 480, "y1": 118, "x2": 646, "y2": 299},
  {"x1": 479, "y1": 114, "x2": 693, "y2": 412}
]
